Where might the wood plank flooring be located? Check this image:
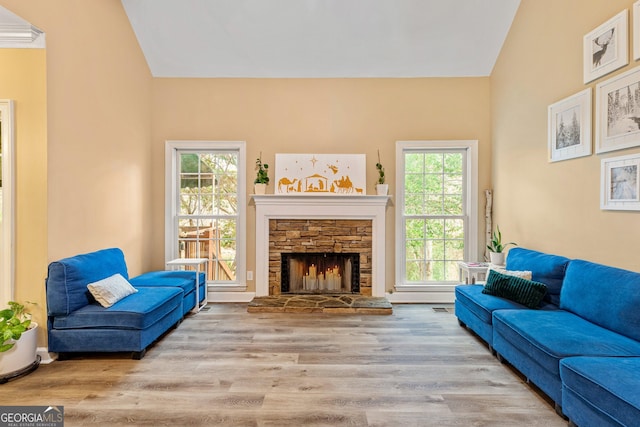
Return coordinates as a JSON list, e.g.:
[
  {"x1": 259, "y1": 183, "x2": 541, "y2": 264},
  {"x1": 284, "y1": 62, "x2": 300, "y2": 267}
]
[{"x1": 1, "y1": 304, "x2": 567, "y2": 426}]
